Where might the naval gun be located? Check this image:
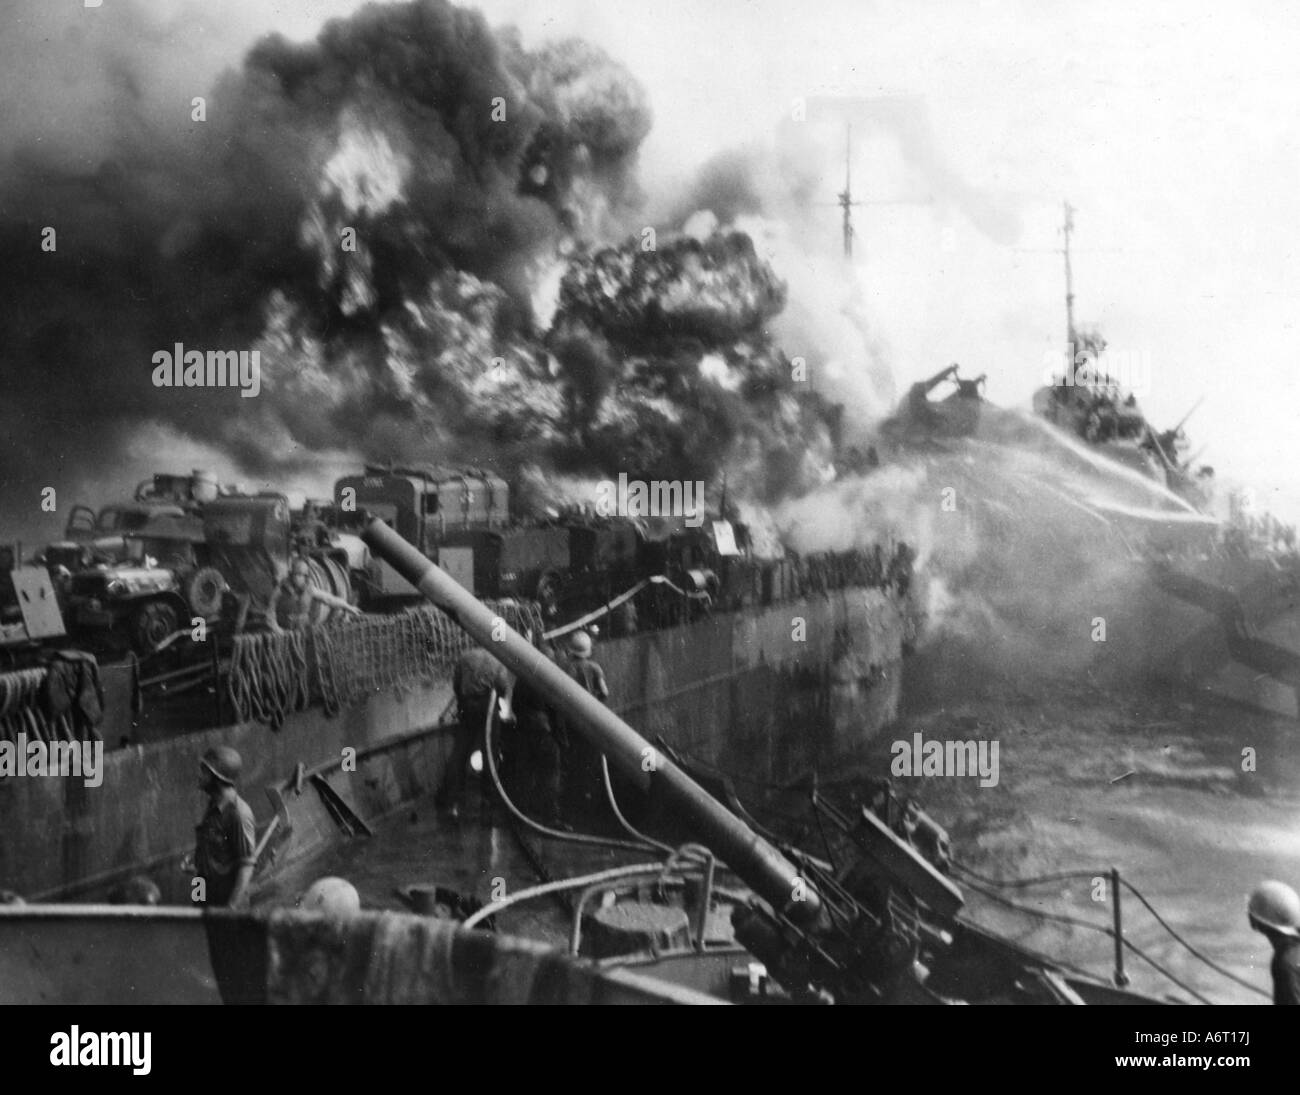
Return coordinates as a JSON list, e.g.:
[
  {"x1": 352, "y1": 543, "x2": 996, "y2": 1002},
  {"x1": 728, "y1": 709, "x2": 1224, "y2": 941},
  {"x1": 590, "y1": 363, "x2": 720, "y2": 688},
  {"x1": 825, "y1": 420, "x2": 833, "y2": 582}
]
[
  {"x1": 362, "y1": 517, "x2": 975, "y2": 1002},
  {"x1": 362, "y1": 517, "x2": 824, "y2": 927}
]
